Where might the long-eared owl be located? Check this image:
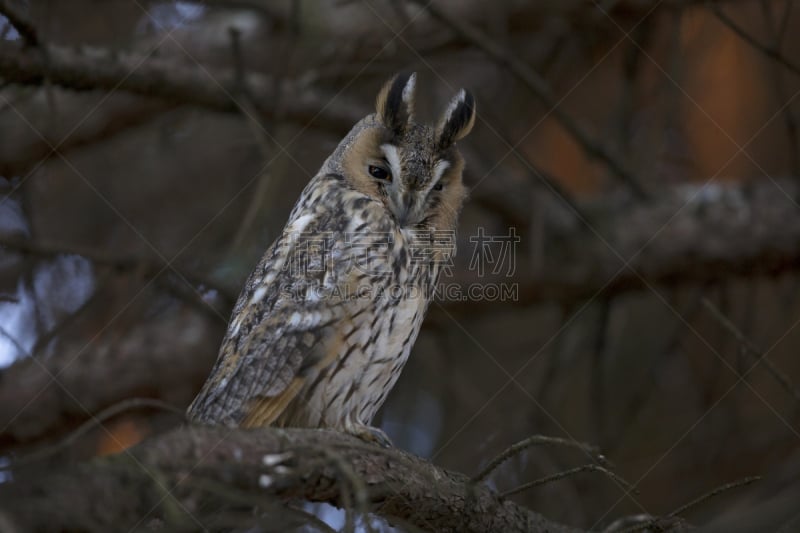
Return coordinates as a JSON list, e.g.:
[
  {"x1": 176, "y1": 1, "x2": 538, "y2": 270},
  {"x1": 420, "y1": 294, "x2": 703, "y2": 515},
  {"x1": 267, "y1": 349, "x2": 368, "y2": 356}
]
[{"x1": 187, "y1": 73, "x2": 476, "y2": 445}]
